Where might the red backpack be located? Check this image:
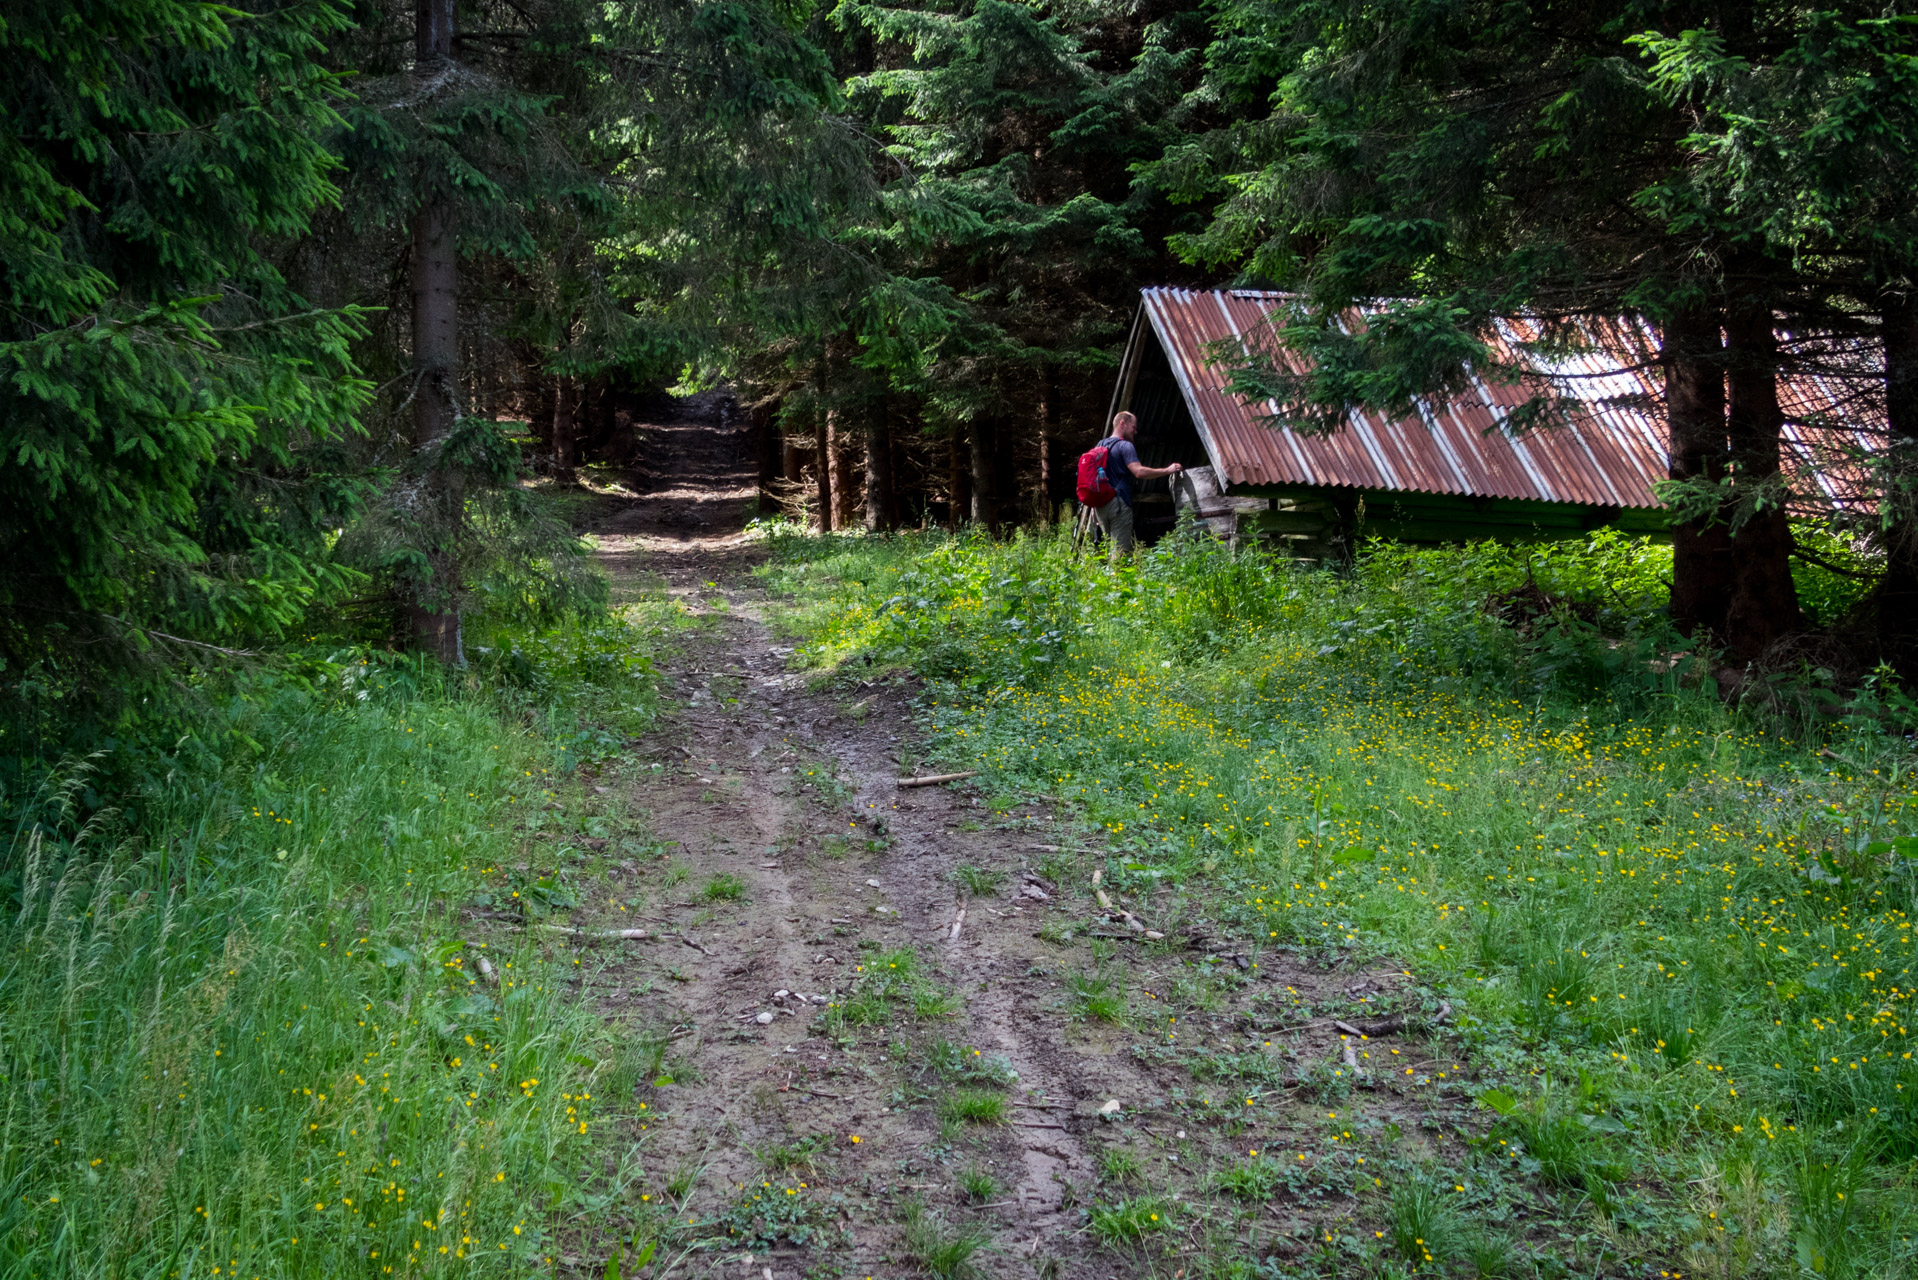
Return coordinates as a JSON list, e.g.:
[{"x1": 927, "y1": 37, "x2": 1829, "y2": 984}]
[{"x1": 1076, "y1": 440, "x2": 1118, "y2": 507}]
